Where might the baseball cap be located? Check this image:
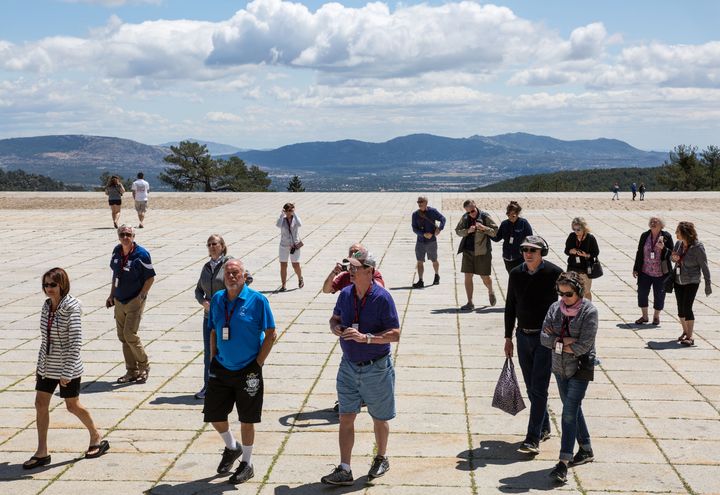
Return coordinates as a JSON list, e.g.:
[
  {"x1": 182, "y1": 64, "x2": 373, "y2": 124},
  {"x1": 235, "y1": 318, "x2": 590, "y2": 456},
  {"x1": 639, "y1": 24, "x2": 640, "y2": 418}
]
[
  {"x1": 343, "y1": 247, "x2": 377, "y2": 267},
  {"x1": 520, "y1": 235, "x2": 547, "y2": 250}
]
